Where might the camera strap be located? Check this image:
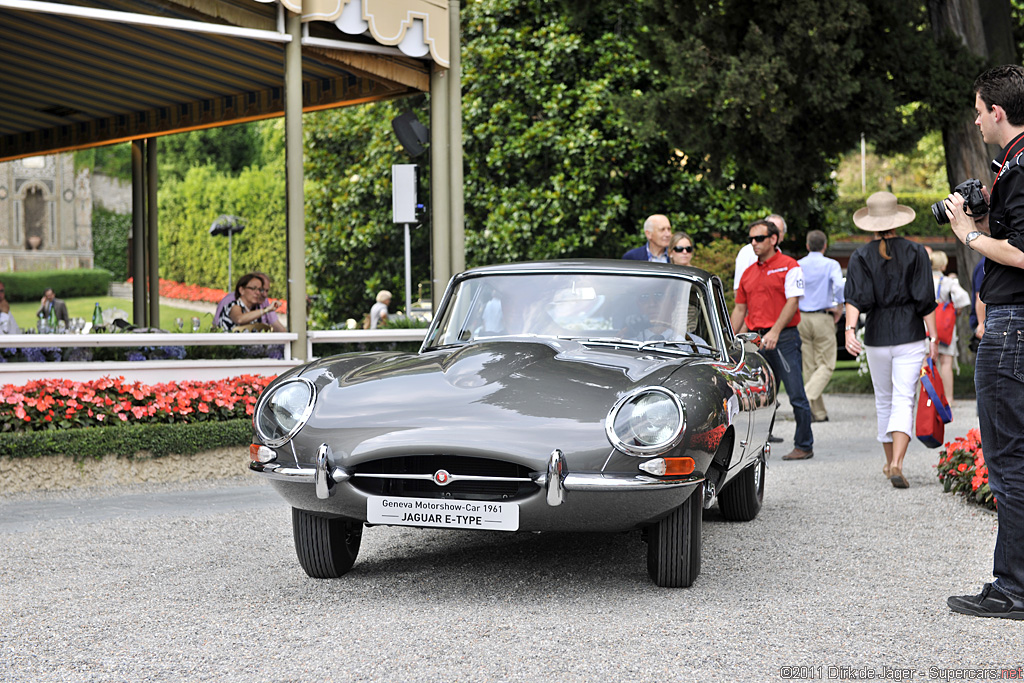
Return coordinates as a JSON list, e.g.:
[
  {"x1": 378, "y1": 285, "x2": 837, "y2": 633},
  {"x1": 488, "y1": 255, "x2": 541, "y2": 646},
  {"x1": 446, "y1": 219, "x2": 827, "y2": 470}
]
[{"x1": 993, "y1": 132, "x2": 1024, "y2": 189}]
